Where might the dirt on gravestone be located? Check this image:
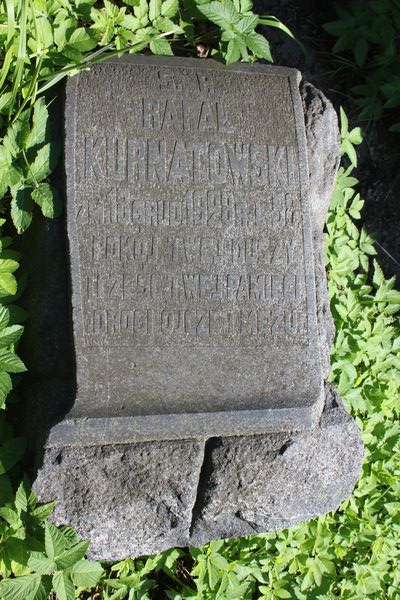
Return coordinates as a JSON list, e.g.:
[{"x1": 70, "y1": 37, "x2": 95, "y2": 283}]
[{"x1": 256, "y1": 0, "x2": 400, "y2": 281}]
